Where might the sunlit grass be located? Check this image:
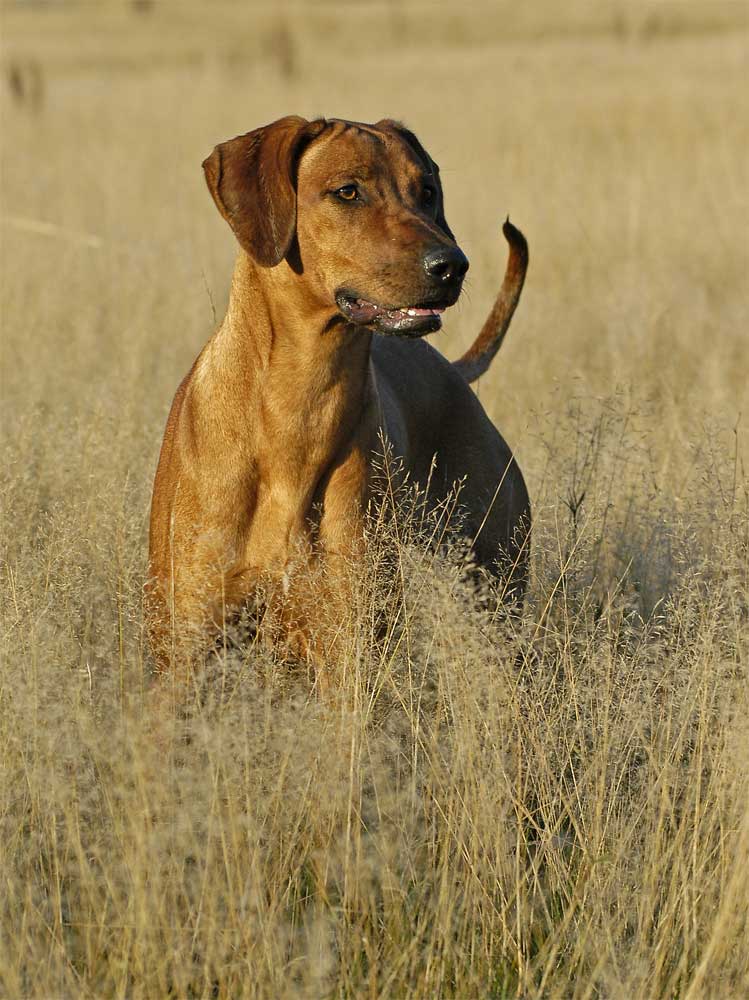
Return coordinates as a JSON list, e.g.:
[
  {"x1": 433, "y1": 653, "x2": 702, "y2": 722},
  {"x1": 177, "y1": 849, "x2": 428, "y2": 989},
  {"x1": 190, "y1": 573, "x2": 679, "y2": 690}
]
[{"x1": 1, "y1": 4, "x2": 747, "y2": 996}]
